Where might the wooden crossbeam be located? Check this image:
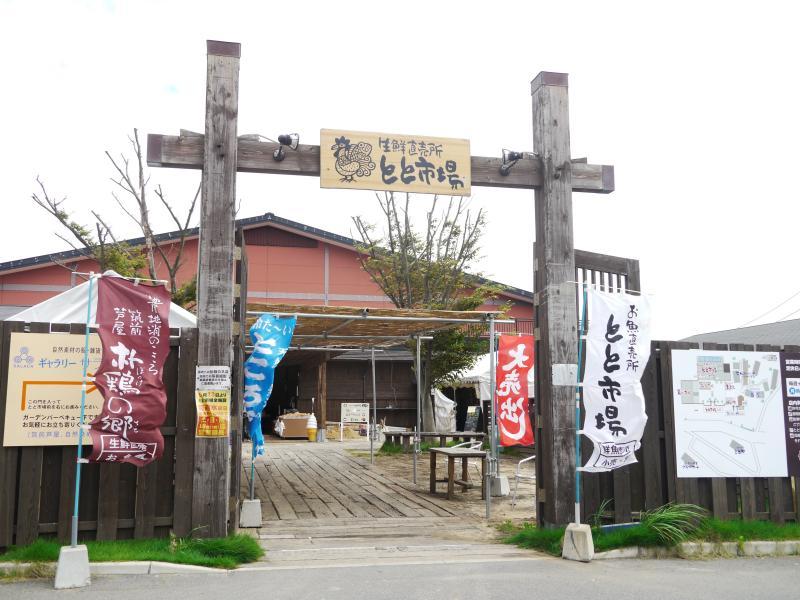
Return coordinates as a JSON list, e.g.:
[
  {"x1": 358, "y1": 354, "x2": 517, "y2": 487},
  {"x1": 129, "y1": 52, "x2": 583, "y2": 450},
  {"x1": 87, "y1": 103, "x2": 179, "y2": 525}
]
[{"x1": 147, "y1": 133, "x2": 614, "y2": 194}]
